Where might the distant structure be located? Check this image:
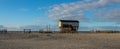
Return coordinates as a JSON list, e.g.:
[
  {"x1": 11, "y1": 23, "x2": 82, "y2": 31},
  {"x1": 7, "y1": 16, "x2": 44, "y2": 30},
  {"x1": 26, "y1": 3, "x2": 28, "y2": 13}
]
[
  {"x1": 58, "y1": 20, "x2": 79, "y2": 33},
  {"x1": 24, "y1": 29, "x2": 31, "y2": 33},
  {"x1": 0, "y1": 29, "x2": 7, "y2": 34},
  {"x1": 39, "y1": 25, "x2": 52, "y2": 33}
]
